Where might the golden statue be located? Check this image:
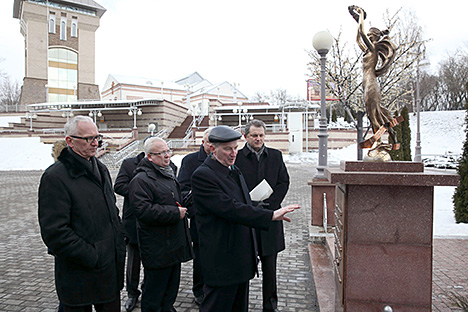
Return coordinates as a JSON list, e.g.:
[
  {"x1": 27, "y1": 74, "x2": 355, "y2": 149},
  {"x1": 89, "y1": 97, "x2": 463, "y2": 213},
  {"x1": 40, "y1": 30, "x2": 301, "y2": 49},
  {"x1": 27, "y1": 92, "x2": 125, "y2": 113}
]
[{"x1": 349, "y1": 5, "x2": 402, "y2": 161}]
